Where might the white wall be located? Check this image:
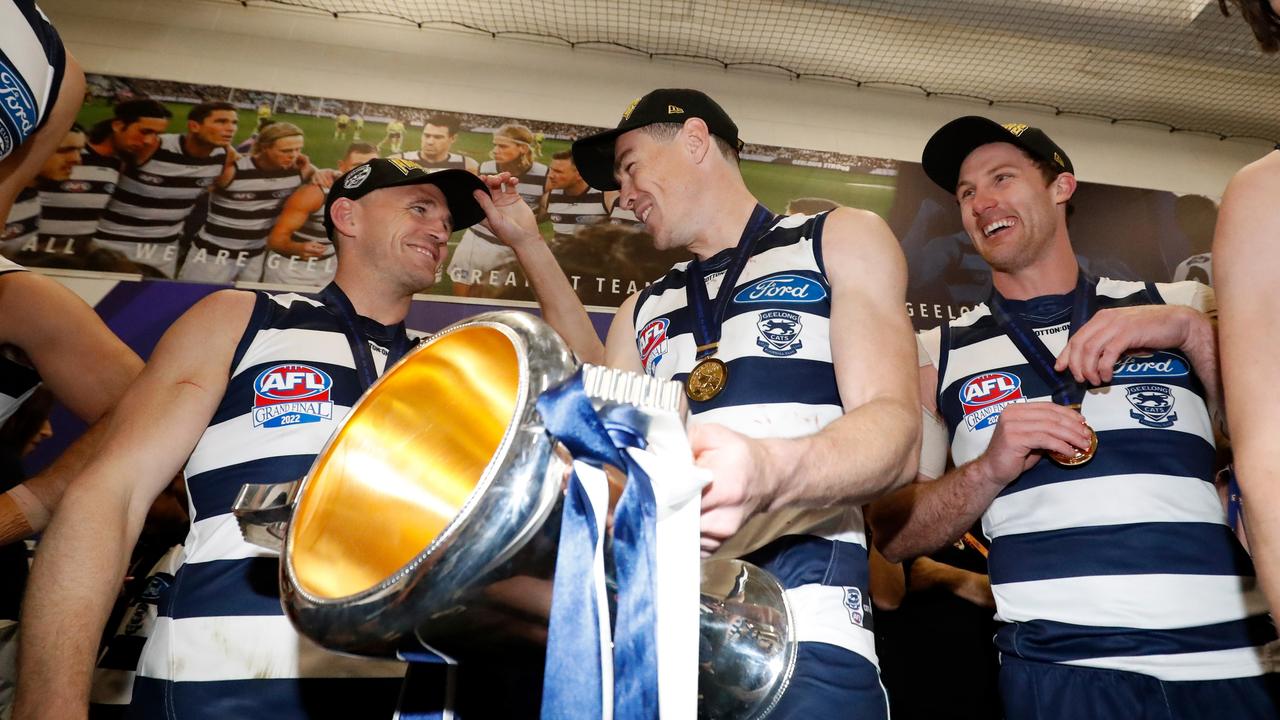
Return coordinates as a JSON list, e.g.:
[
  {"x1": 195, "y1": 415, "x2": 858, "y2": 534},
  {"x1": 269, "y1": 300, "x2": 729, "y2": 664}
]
[{"x1": 39, "y1": 0, "x2": 1272, "y2": 197}]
